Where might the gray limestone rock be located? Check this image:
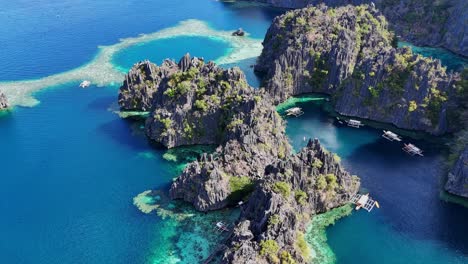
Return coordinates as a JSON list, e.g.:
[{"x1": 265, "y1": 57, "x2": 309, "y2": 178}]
[
  {"x1": 256, "y1": 4, "x2": 460, "y2": 135},
  {"x1": 445, "y1": 146, "x2": 468, "y2": 198},
  {"x1": 251, "y1": 0, "x2": 468, "y2": 57}
]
